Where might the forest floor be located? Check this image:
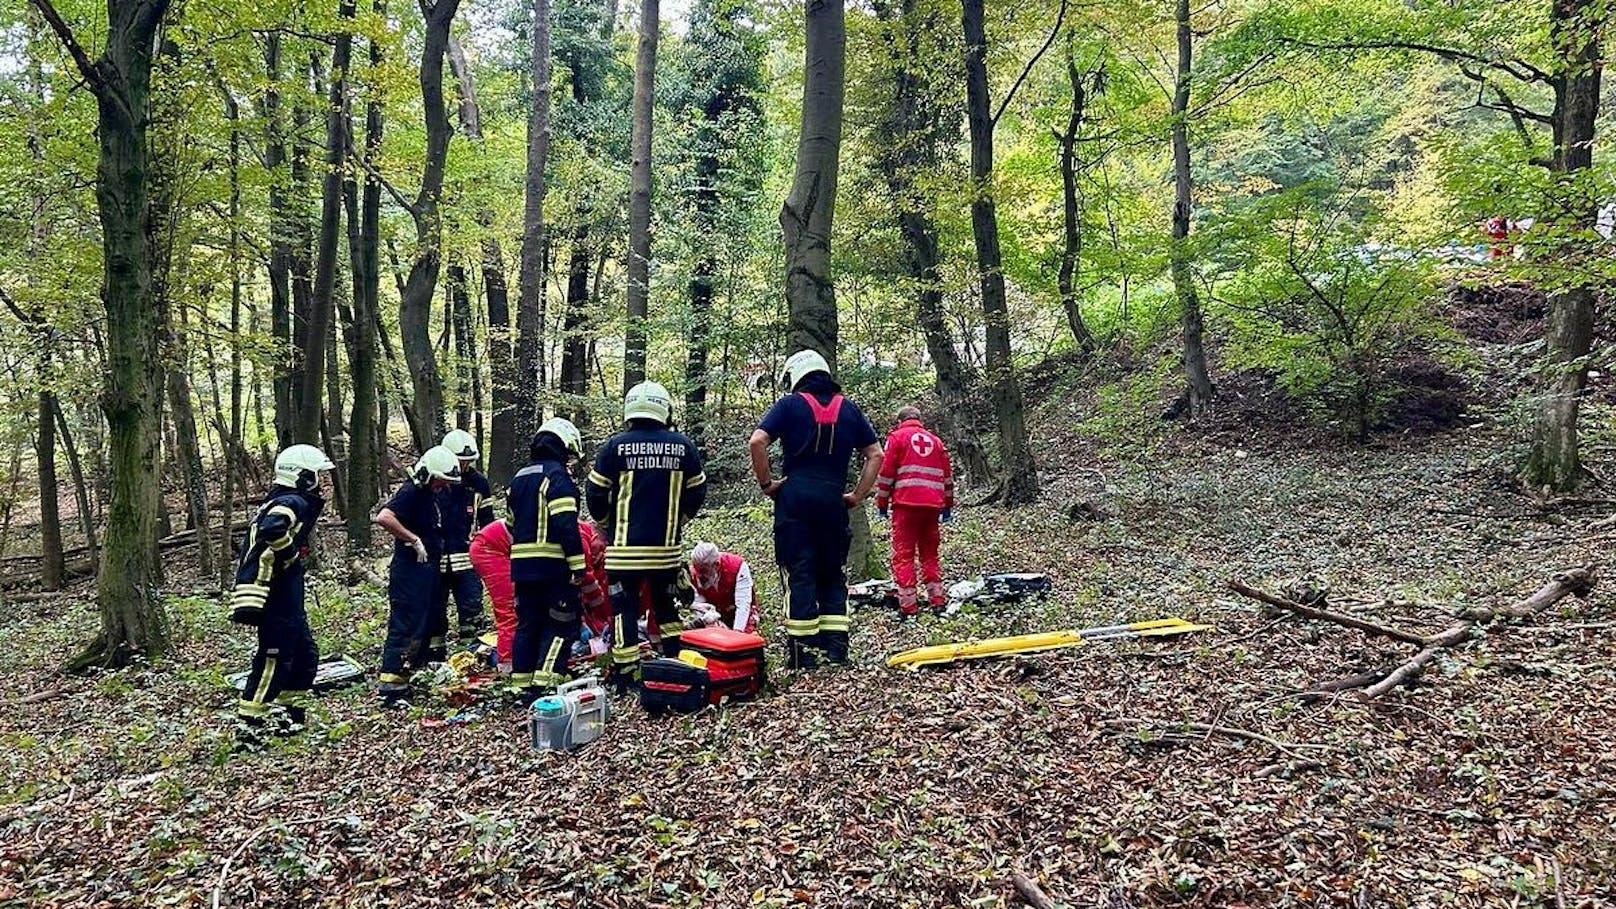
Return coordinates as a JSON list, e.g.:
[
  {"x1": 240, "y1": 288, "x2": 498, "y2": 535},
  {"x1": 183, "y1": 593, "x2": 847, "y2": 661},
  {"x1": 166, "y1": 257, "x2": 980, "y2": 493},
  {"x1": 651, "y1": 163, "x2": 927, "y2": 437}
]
[{"x1": 4, "y1": 353, "x2": 1616, "y2": 906}]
